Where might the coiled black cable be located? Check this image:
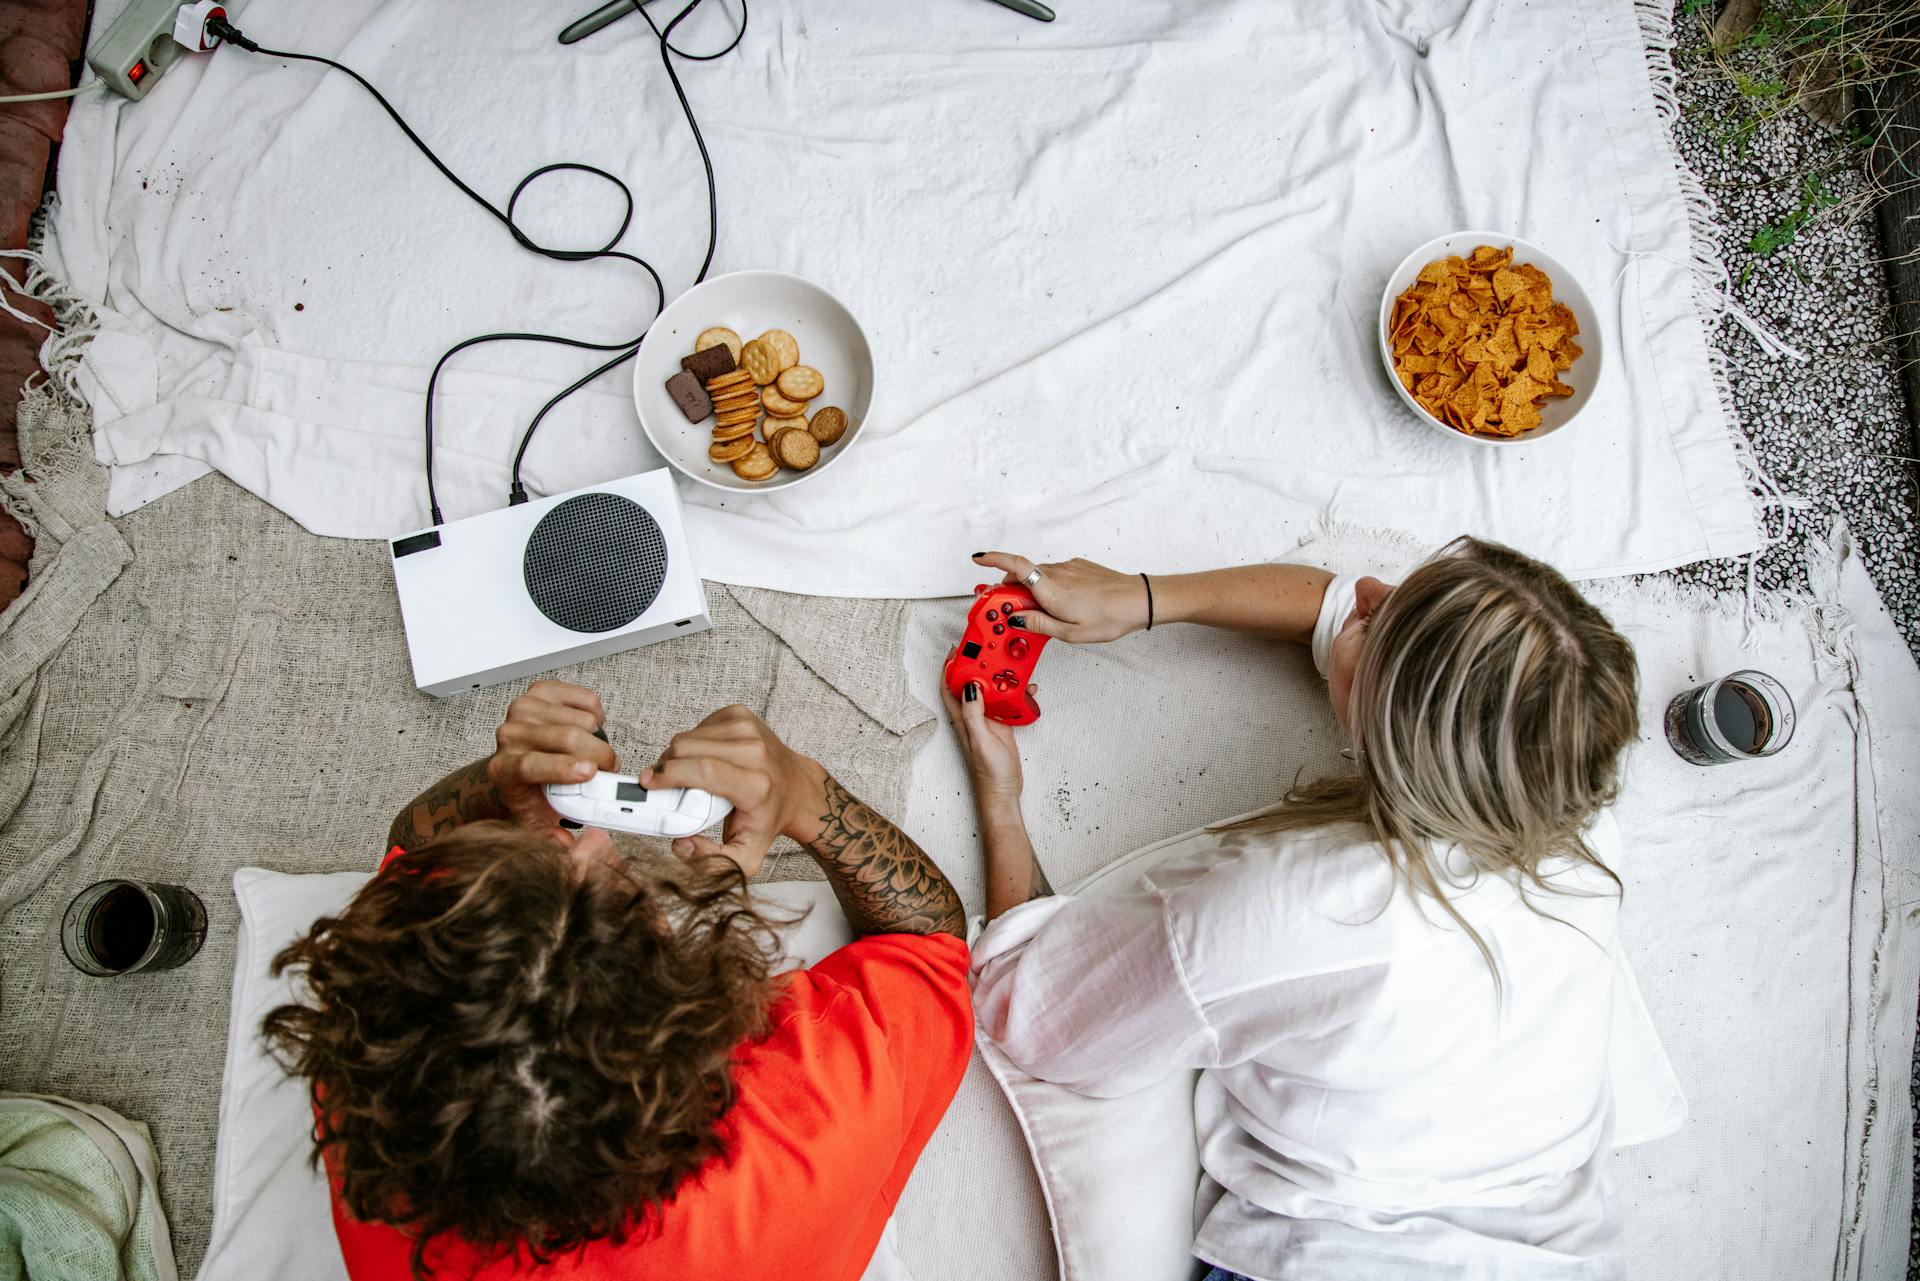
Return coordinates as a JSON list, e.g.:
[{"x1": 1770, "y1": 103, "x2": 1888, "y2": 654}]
[{"x1": 207, "y1": 1, "x2": 746, "y2": 525}]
